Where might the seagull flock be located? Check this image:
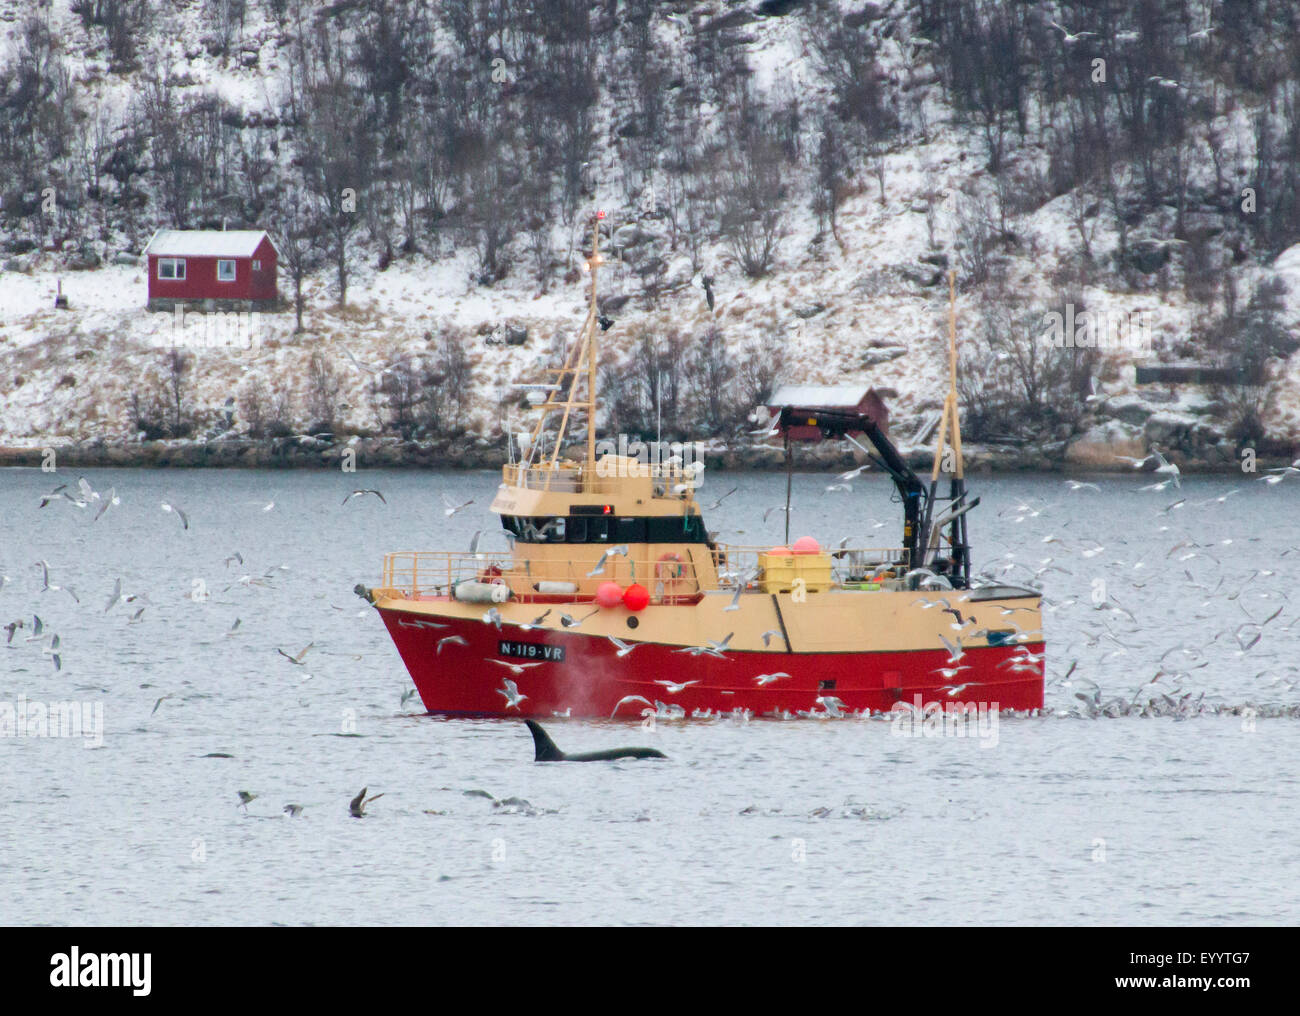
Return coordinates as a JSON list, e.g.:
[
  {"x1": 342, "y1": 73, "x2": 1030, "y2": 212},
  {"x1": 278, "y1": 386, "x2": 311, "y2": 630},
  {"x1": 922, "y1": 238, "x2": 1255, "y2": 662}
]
[{"x1": 11, "y1": 448, "x2": 1298, "y2": 828}]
